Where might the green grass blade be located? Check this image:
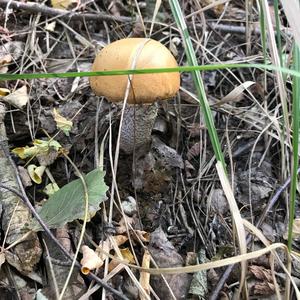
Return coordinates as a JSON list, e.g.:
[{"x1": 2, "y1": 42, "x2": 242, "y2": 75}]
[
  {"x1": 168, "y1": 0, "x2": 226, "y2": 168},
  {"x1": 2, "y1": 64, "x2": 300, "y2": 81},
  {"x1": 273, "y1": 0, "x2": 283, "y2": 67},
  {"x1": 287, "y1": 44, "x2": 300, "y2": 250}
]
